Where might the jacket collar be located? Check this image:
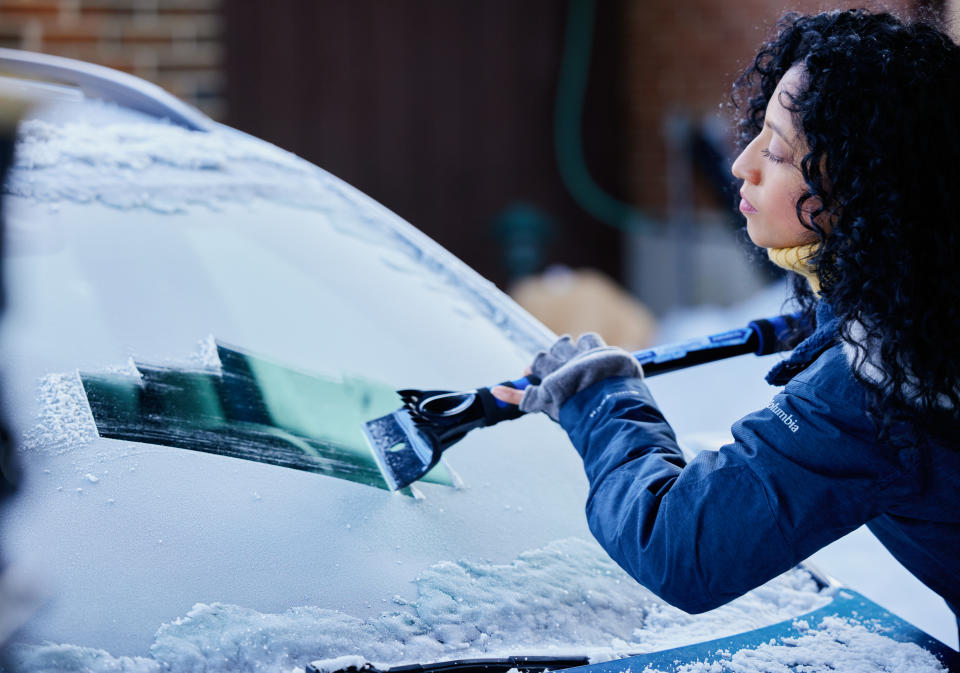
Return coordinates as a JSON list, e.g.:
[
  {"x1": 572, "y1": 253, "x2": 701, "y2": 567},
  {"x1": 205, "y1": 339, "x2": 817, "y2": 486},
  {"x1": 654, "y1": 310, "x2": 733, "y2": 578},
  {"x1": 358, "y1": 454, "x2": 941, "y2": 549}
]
[{"x1": 766, "y1": 300, "x2": 839, "y2": 386}]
